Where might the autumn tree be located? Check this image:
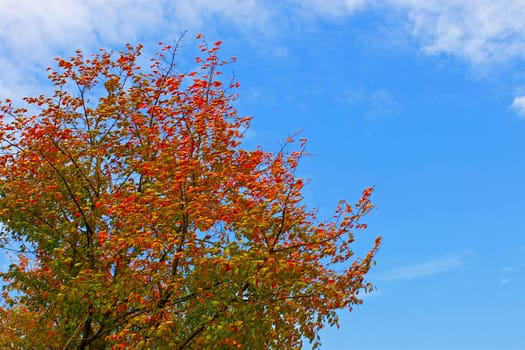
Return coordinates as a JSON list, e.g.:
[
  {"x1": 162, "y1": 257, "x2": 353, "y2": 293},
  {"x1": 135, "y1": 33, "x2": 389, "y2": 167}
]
[{"x1": 0, "y1": 35, "x2": 381, "y2": 349}]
